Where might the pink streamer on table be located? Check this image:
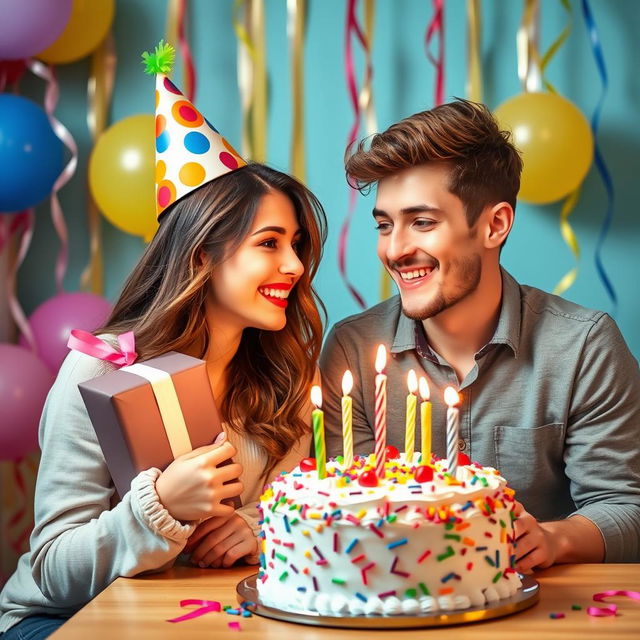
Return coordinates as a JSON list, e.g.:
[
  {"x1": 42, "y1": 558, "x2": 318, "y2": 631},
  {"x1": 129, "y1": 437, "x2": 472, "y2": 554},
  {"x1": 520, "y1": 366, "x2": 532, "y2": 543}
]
[
  {"x1": 2, "y1": 211, "x2": 37, "y2": 352},
  {"x1": 340, "y1": 0, "x2": 370, "y2": 309},
  {"x1": 67, "y1": 329, "x2": 138, "y2": 367},
  {"x1": 586, "y1": 589, "x2": 640, "y2": 617},
  {"x1": 27, "y1": 59, "x2": 78, "y2": 294},
  {"x1": 425, "y1": 0, "x2": 445, "y2": 105},
  {"x1": 177, "y1": 0, "x2": 196, "y2": 103},
  {"x1": 167, "y1": 599, "x2": 221, "y2": 623}
]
